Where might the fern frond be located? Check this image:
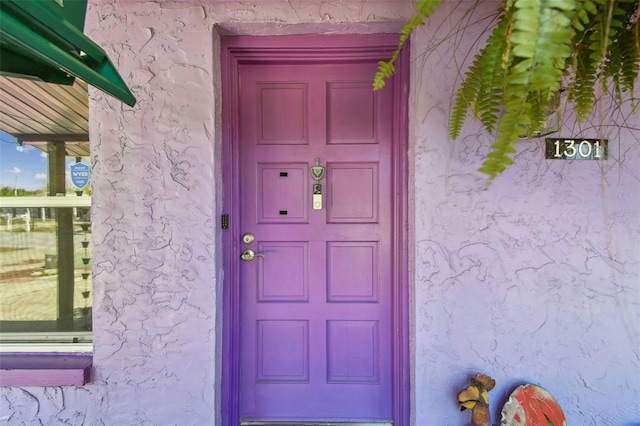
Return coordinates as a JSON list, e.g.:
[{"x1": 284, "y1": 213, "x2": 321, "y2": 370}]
[
  {"x1": 568, "y1": 25, "x2": 598, "y2": 121},
  {"x1": 566, "y1": 0, "x2": 599, "y2": 120},
  {"x1": 524, "y1": 91, "x2": 548, "y2": 137},
  {"x1": 571, "y1": 48, "x2": 598, "y2": 121},
  {"x1": 449, "y1": 53, "x2": 485, "y2": 139},
  {"x1": 474, "y1": 18, "x2": 511, "y2": 134},
  {"x1": 377, "y1": 0, "x2": 639, "y2": 182},
  {"x1": 449, "y1": 14, "x2": 510, "y2": 139},
  {"x1": 374, "y1": 0, "x2": 443, "y2": 90},
  {"x1": 616, "y1": 19, "x2": 639, "y2": 99},
  {"x1": 602, "y1": 1, "x2": 639, "y2": 103},
  {"x1": 479, "y1": 0, "x2": 578, "y2": 181},
  {"x1": 567, "y1": 0, "x2": 639, "y2": 120}
]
